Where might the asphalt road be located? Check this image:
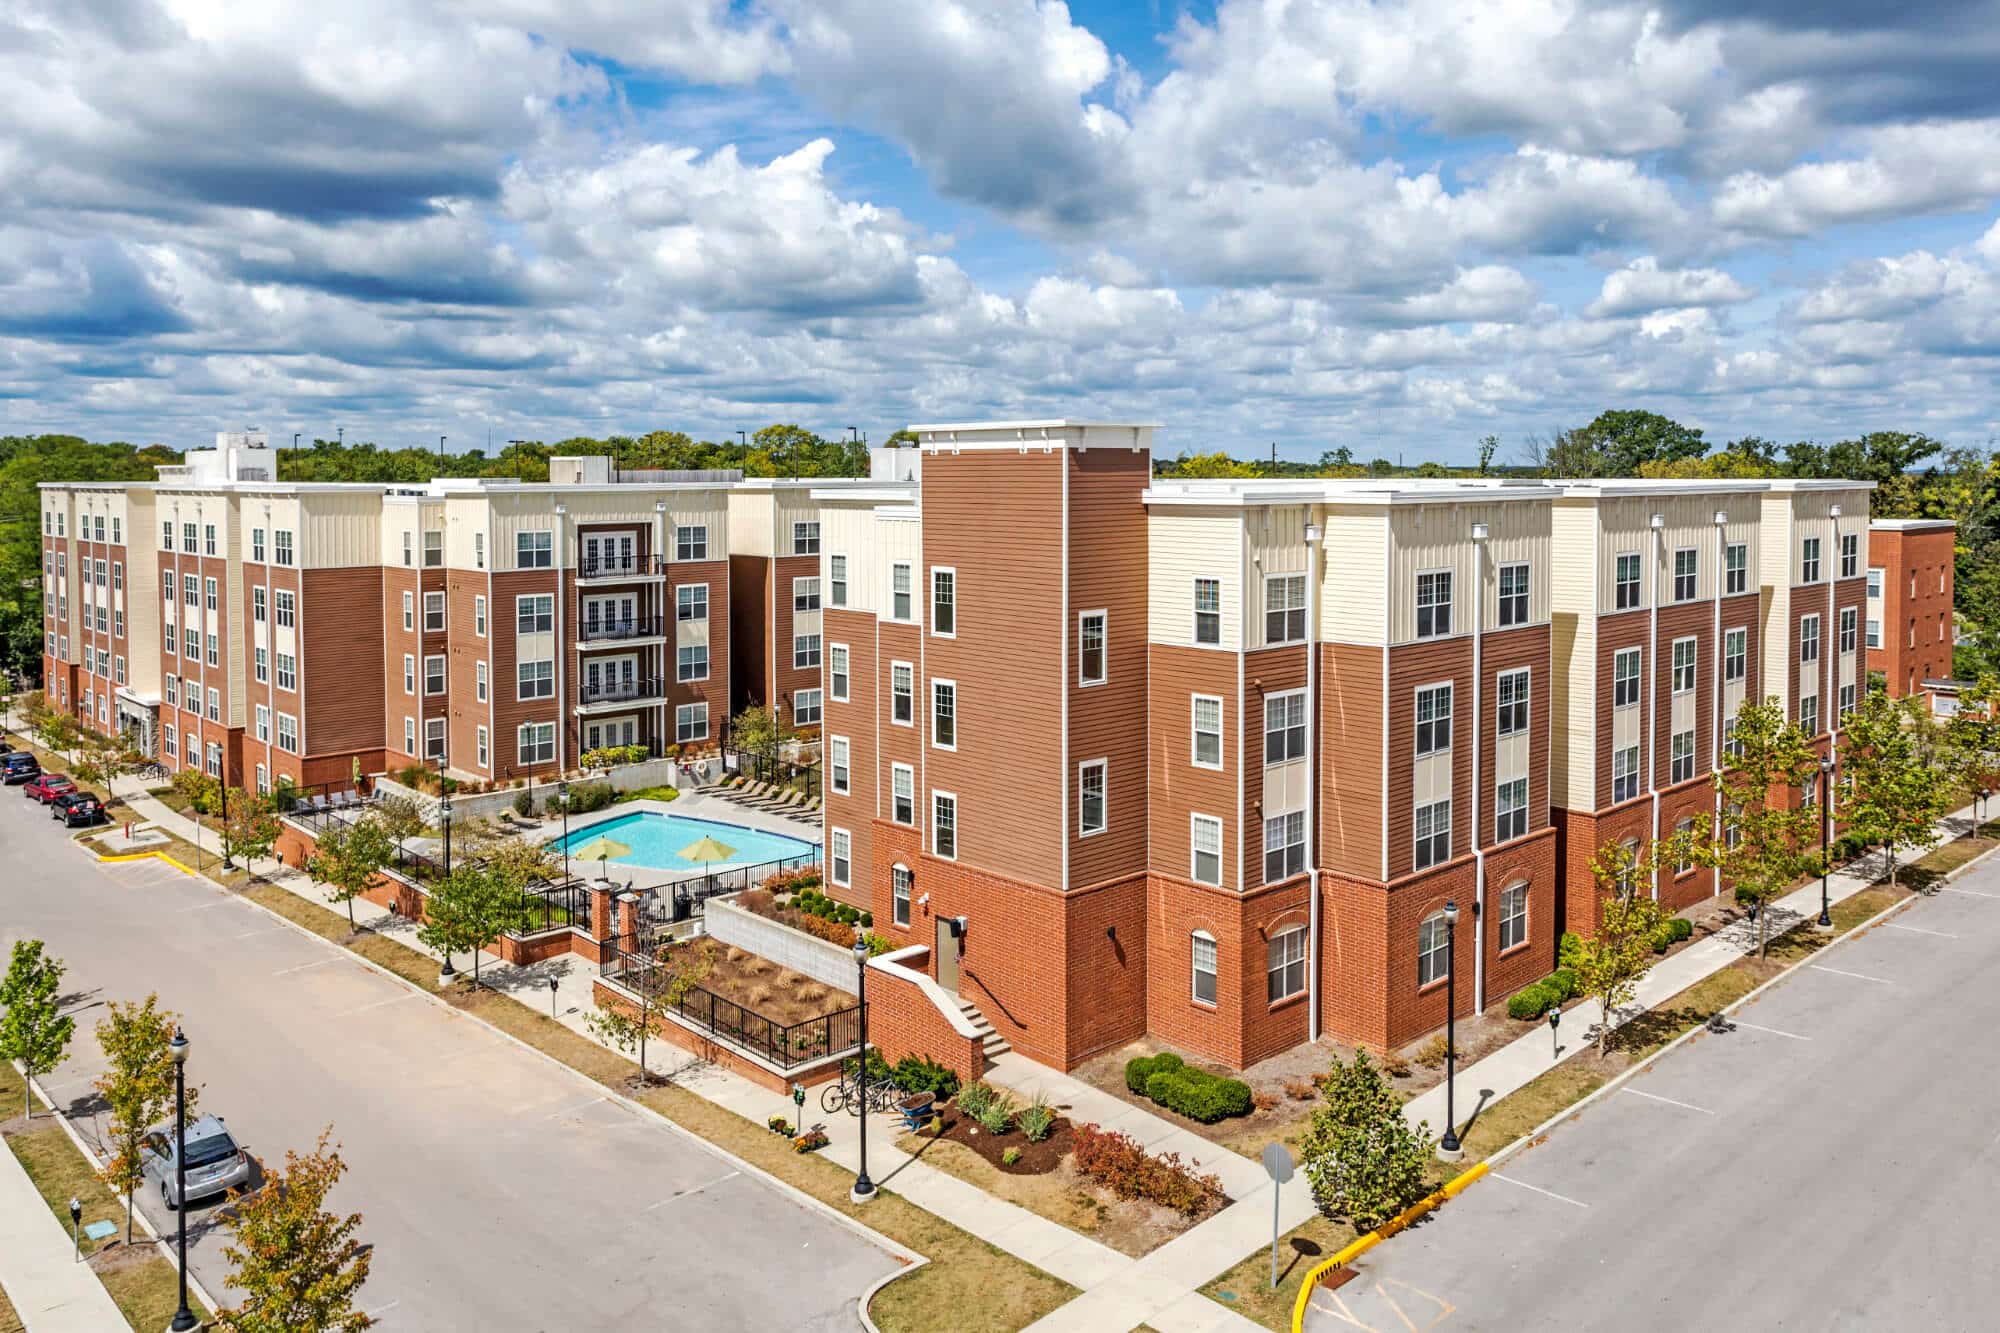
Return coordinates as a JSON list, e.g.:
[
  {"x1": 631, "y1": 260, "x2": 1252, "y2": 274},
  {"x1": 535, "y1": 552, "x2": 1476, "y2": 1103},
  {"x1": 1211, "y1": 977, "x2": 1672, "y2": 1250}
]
[
  {"x1": 0, "y1": 785, "x2": 899, "y2": 1331},
  {"x1": 1306, "y1": 853, "x2": 2000, "y2": 1333}
]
